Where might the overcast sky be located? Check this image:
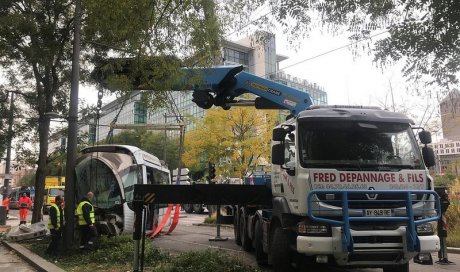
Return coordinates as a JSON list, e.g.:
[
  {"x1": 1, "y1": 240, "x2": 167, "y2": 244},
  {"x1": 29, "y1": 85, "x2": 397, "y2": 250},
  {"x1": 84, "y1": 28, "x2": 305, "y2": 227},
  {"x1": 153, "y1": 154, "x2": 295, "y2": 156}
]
[
  {"x1": 277, "y1": 31, "x2": 410, "y2": 106},
  {"x1": 274, "y1": 31, "x2": 442, "y2": 137}
]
